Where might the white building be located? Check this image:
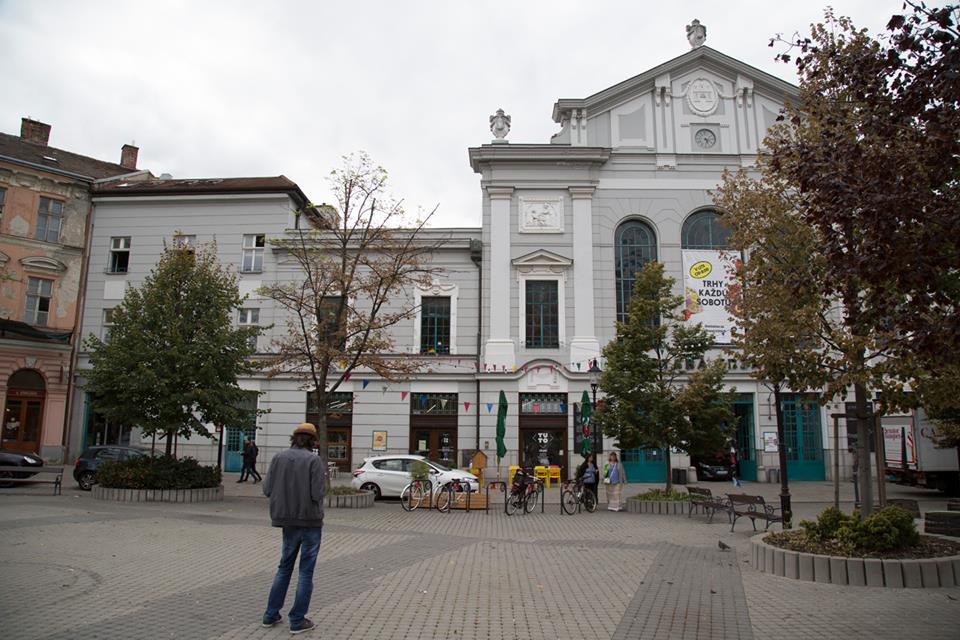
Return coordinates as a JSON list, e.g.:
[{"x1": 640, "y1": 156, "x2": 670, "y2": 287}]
[{"x1": 71, "y1": 29, "x2": 897, "y2": 484}]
